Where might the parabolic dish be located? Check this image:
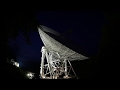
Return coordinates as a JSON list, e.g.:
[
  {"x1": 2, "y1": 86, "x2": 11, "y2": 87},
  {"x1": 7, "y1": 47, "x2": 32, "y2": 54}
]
[{"x1": 38, "y1": 25, "x2": 89, "y2": 61}]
